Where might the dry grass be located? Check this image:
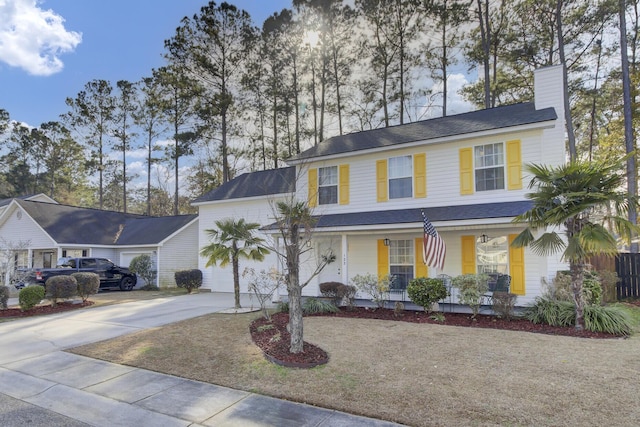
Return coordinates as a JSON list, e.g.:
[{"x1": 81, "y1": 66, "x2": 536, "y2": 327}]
[
  {"x1": 70, "y1": 309, "x2": 640, "y2": 427},
  {"x1": 86, "y1": 288, "x2": 190, "y2": 307}
]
